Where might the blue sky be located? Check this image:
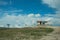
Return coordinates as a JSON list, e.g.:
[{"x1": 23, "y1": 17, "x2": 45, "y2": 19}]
[
  {"x1": 0, "y1": 0, "x2": 60, "y2": 27},
  {"x1": 0, "y1": 0, "x2": 56, "y2": 15}
]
